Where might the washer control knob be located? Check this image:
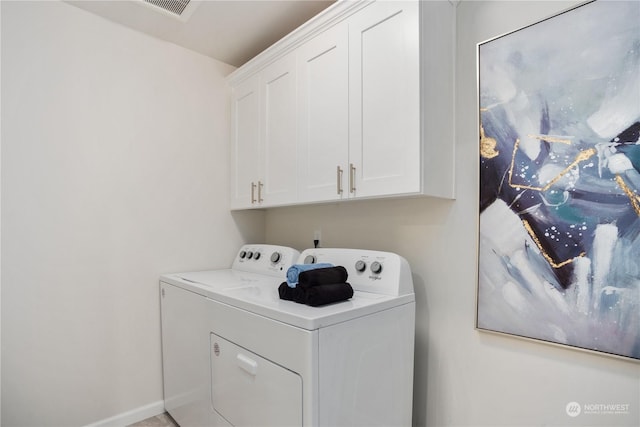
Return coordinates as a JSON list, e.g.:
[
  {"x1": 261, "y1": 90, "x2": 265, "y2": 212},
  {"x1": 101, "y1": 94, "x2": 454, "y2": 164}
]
[
  {"x1": 304, "y1": 255, "x2": 316, "y2": 264},
  {"x1": 246, "y1": 251, "x2": 253, "y2": 259},
  {"x1": 355, "y1": 260, "x2": 367, "y2": 272},
  {"x1": 371, "y1": 261, "x2": 383, "y2": 274},
  {"x1": 270, "y1": 252, "x2": 281, "y2": 263},
  {"x1": 239, "y1": 251, "x2": 247, "y2": 259},
  {"x1": 254, "y1": 252, "x2": 261, "y2": 260}
]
